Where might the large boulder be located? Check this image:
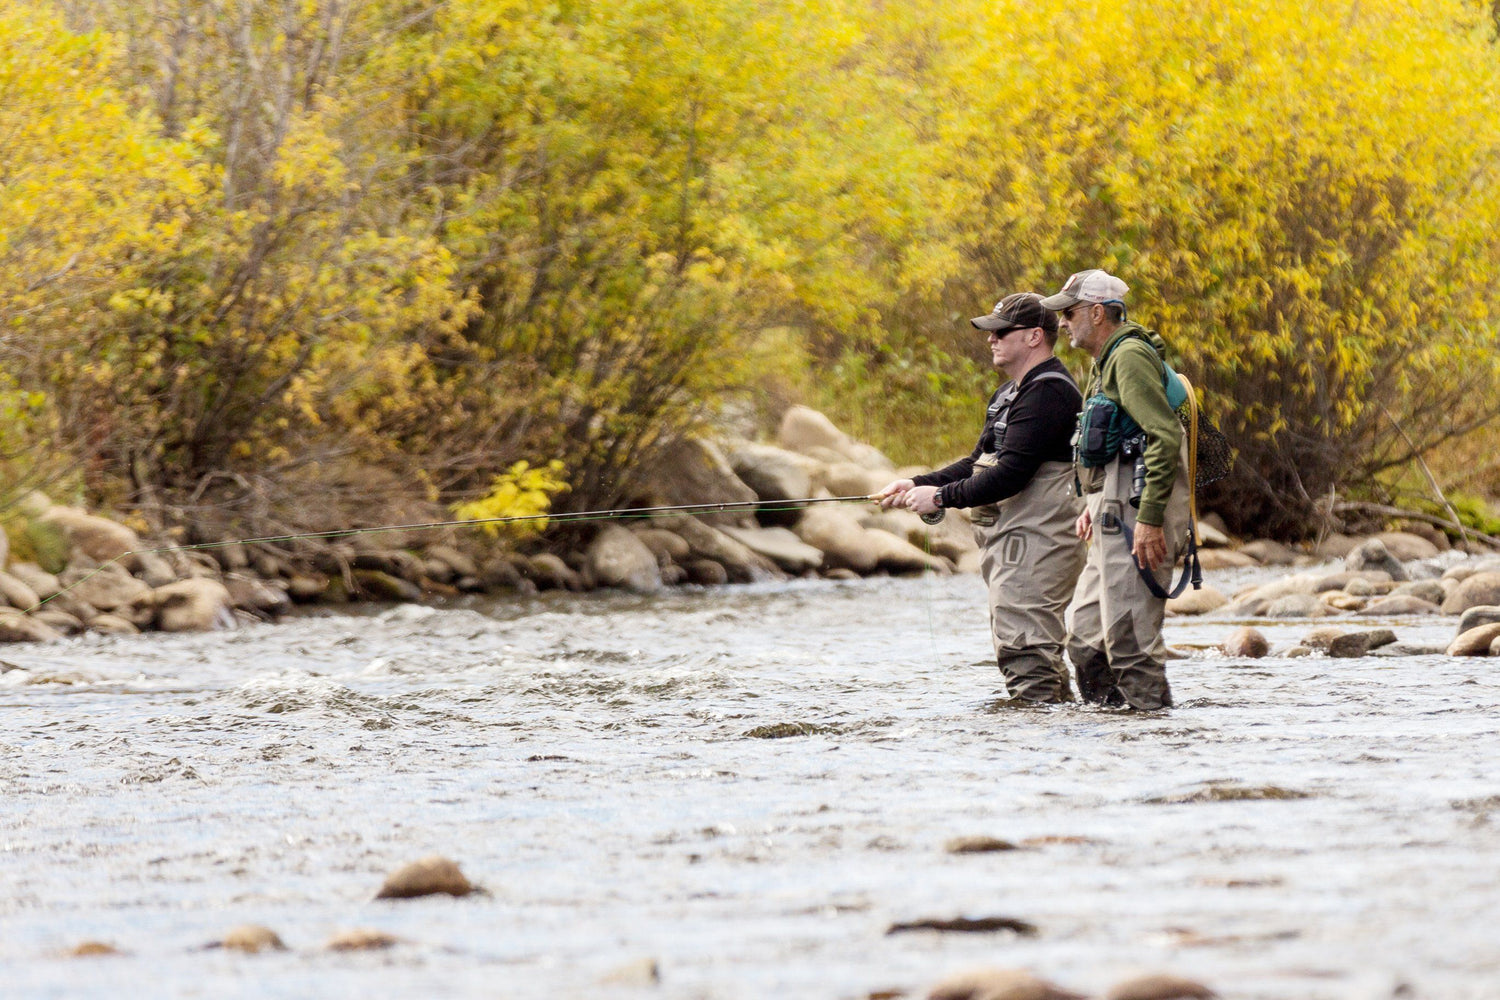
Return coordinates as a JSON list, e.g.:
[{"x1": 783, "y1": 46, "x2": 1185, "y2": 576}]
[
  {"x1": 1197, "y1": 548, "x2": 1258, "y2": 570},
  {"x1": 34, "y1": 506, "x2": 142, "y2": 564},
  {"x1": 1344, "y1": 538, "x2": 1408, "y2": 581},
  {"x1": 0, "y1": 609, "x2": 62, "y2": 643},
  {"x1": 864, "y1": 529, "x2": 952, "y2": 575},
  {"x1": 814, "y1": 461, "x2": 892, "y2": 499},
  {"x1": 586, "y1": 526, "x2": 663, "y2": 593},
  {"x1": 792, "y1": 505, "x2": 878, "y2": 574},
  {"x1": 1441, "y1": 572, "x2": 1500, "y2": 615},
  {"x1": 719, "y1": 525, "x2": 824, "y2": 575},
  {"x1": 727, "y1": 443, "x2": 816, "y2": 524},
  {"x1": 122, "y1": 551, "x2": 177, "y2": 587},
  {"x1": 137, "y1": 579, "x2": 236, "y2": 632},
  {"x1": 861, "y1": 507, "x2": 979, "y2": 564},
  {"x1": 777, "y1": 406, "x2": 852, "y2": 458},
  {"x1": 644, "y1": 437, "x2": 758, "y2": 526},
  {"x1": 424, "y1": 544, "x2": 479, "y2": 580},
  {"x1": 1314, "y1": 533, "x2": 1360, "y2": 559}
]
